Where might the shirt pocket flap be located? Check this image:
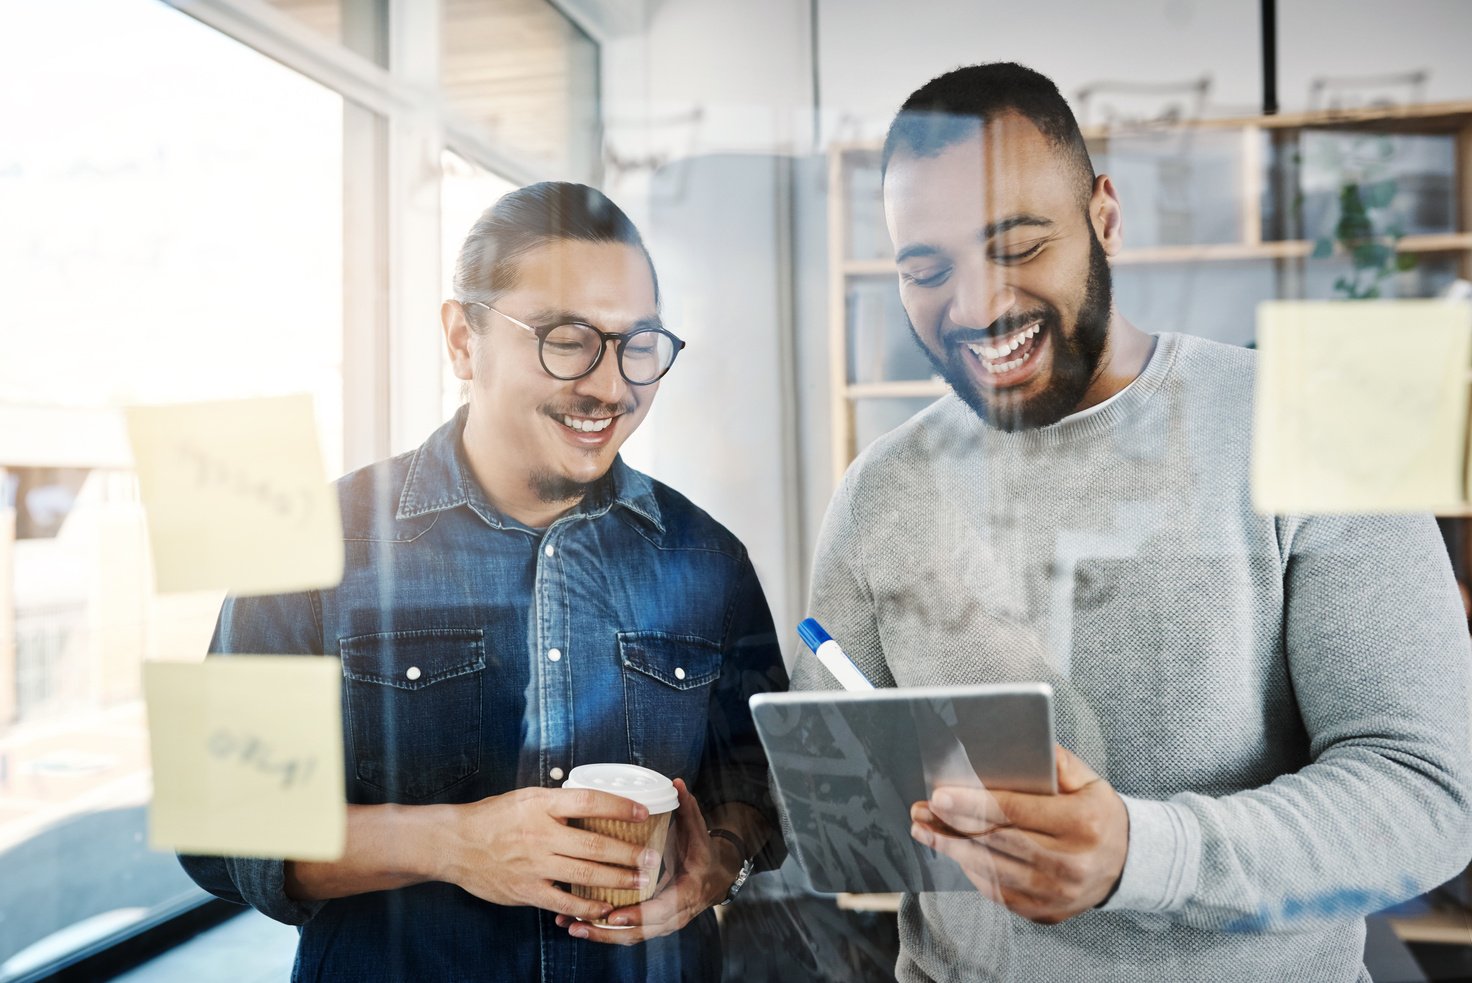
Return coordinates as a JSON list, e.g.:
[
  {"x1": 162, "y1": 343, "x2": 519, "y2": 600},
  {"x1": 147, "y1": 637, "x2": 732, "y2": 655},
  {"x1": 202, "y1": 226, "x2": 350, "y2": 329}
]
[
  {"x1": 339, "y1": 628, "x2": 485, "y2": 690},
  {"x1": 618, "y1": 631, "x2": 722, "y2": 691}
]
